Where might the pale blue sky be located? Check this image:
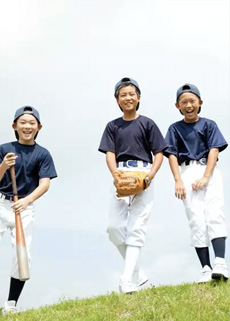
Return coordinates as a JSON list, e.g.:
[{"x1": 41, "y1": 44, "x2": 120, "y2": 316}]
[{"x1": 0, "y1": 0, "x2": 229, "y2": 311}]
